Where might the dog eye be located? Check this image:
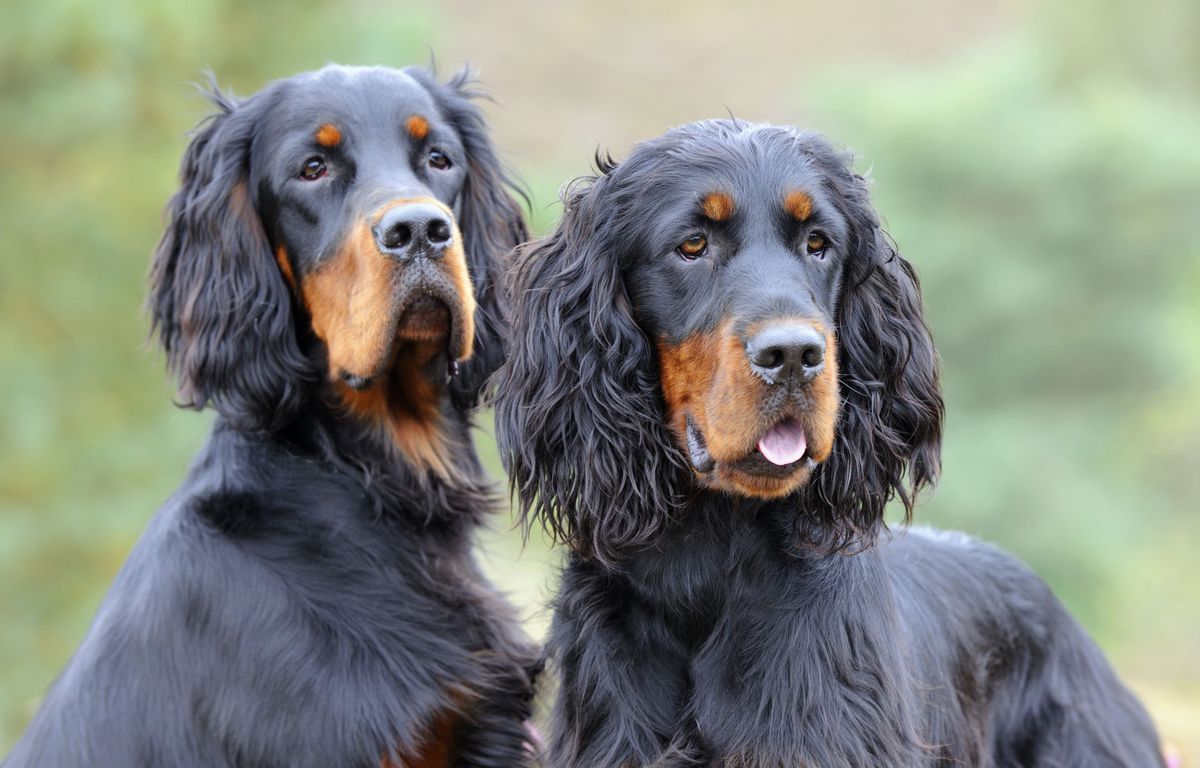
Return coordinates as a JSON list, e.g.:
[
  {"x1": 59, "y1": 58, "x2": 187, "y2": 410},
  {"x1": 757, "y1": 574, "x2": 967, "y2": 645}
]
[
  {"x1": 299, "y1": 157, "x2": 327, "y2": 181},
  {"x1": 806, "y1": 232, "x2": 827, "y2": 258},
  {"x1": 676, "y1": 234, "x2": 708, "y2": 260},
  {"x1": 428, "y1": 150, "x2": 452, "y2": 171}
]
